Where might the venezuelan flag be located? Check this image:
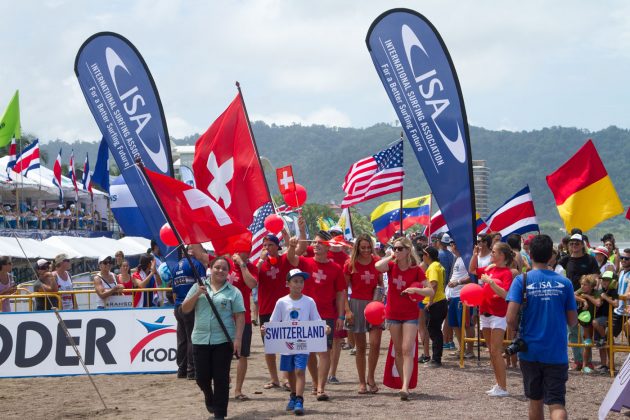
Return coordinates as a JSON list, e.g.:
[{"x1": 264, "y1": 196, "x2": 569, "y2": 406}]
[
  {"x1": 370, "y1": 195, "x2": 431, "y2": 244},
  {"x1": 546, "y1": 139, "x2": 623, "y2": 232}
]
